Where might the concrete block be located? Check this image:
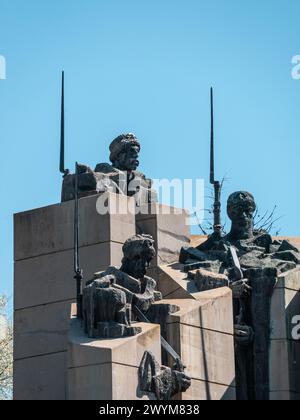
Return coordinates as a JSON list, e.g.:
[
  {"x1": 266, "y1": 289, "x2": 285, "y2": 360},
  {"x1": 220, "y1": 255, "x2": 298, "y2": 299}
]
[
  {"x1": 14, "y1": 194, "x2": 136, "y2": 401},
  {"x1": 68, "y1": 318, "x2": 161, "y2": 368},
  {"x1": 67, "y1": 319, "x2": 161, "y2": 400},
  {"x1": 270, "y1": 287, "x2": 300, "y2": 340},
  {"x1": 270, "y1": 391, "x2": 291, "y2": 401},
  {"x1": 179, "y1": 379, "x2": 236, "y2": 401},
  {"x1": 275, "y1": 267, "x2": 300, "y2": 292},
  {"x1": 14, "y1": 352, "x2": 67, "y2": 400},
  {"x1": 153, "y1": 294, "x2": 235, "y2": 393},
  {"x1": 269, "y1": 340, "x2": 290, "y2": 392},
  {"x1": 157, "y1": 263, "x2": 199, "y2": 299},
  {"x1": 287, "y1": 339, "x2": 300, "y2": 392},
  {"x1": 270, "y1": 391, "x2": 300, "y2": 400},
  {"x1": 14, "y1": 301, "x2": 75, "y2": 360},
  {"x1": 14, "y1": 193, "x2": 135, "y2": 261},
  {"x1": 14, "y1": 242, "x2": 124, "y2": 310},
  {"x1": 167, "y1": 322, "x2": 235, "y2": 387},
  {"x1": 136, "y1": 204, "x2": 190, "y2": 267},
  {"x1": 161, "y1": 291, "x2": 234, "y2": 335}
]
